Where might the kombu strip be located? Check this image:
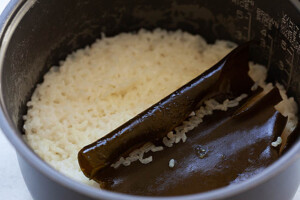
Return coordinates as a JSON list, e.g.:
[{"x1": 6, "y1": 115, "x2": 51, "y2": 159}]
[
  {"x1": 77, "y1": 42, "x2": 297, "y2": 196},
  {"x1": 78, "y1": 42, "x2": 253, "y2": 179},
  {"x1": 95, "y1": 88, "x2": 286, "y2": 196}
]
